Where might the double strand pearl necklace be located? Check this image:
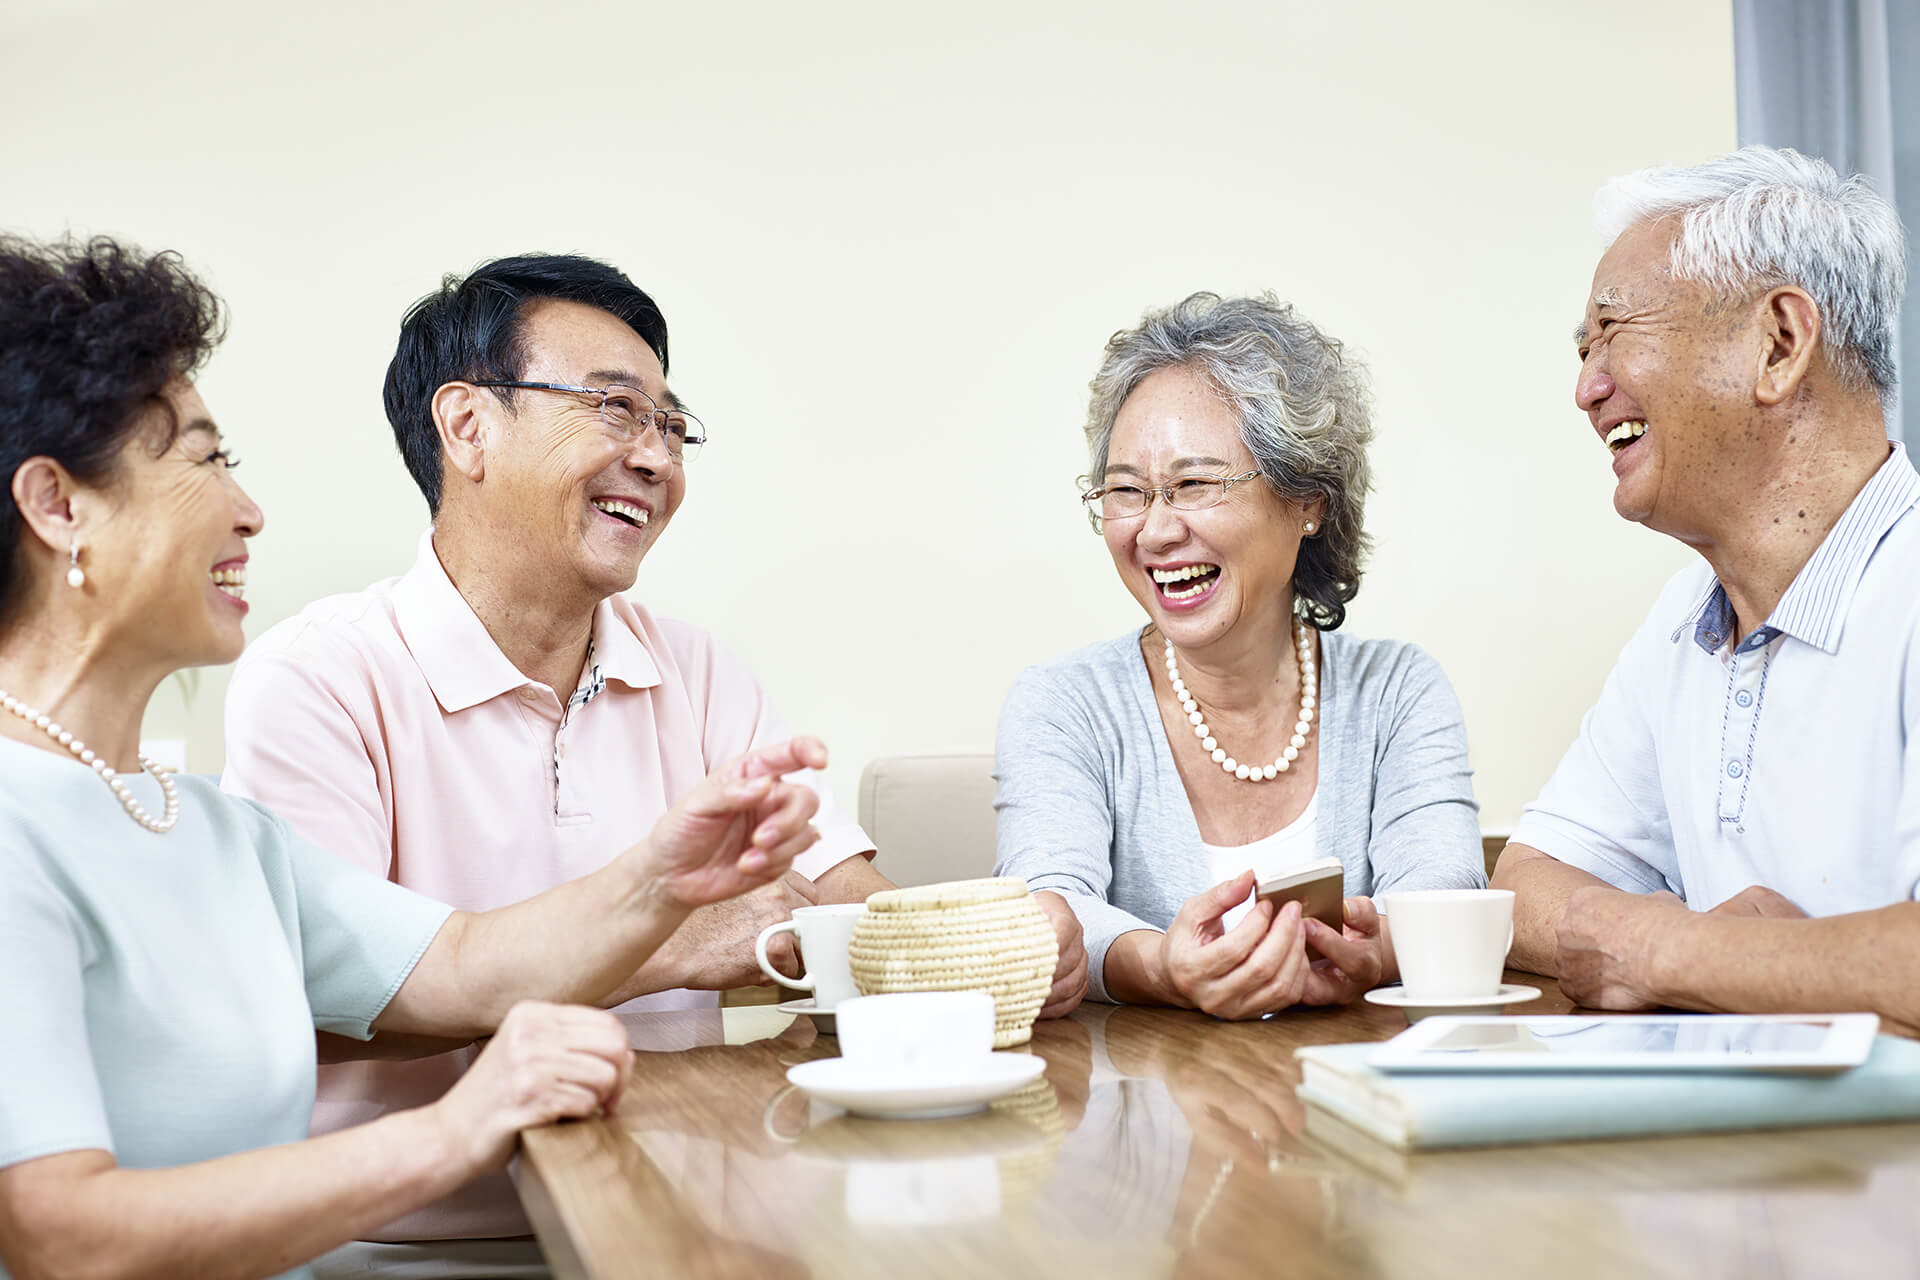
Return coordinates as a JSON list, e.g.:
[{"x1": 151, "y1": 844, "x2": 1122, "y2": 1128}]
[
  {"x1": 0, "y1": 687, "x2": 179, "y2": 833},
  {"x1": 1164, "y1": 618, "x2": 1317, "y2": 782}
]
